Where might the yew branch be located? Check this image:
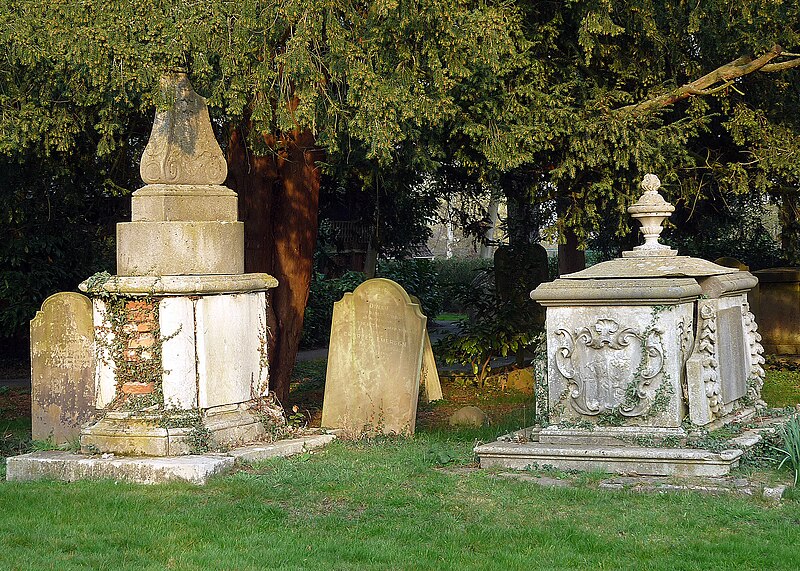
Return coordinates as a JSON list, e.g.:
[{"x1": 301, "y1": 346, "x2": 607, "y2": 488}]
[{"x1": 618, "y1": 44, "x2": 791, "y2": 115}]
